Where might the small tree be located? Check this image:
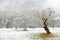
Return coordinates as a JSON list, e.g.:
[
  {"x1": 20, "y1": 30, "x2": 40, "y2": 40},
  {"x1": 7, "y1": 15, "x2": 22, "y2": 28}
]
[
  {"x1": 36, "y1": 7, "x2": 55, "y2": 34},
  {"x1": 6, "y1": 17, "x2": 14, "y2": 28},
  {"x1": 22, "y1": 16, "x2": 29, "y2": 31}
]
